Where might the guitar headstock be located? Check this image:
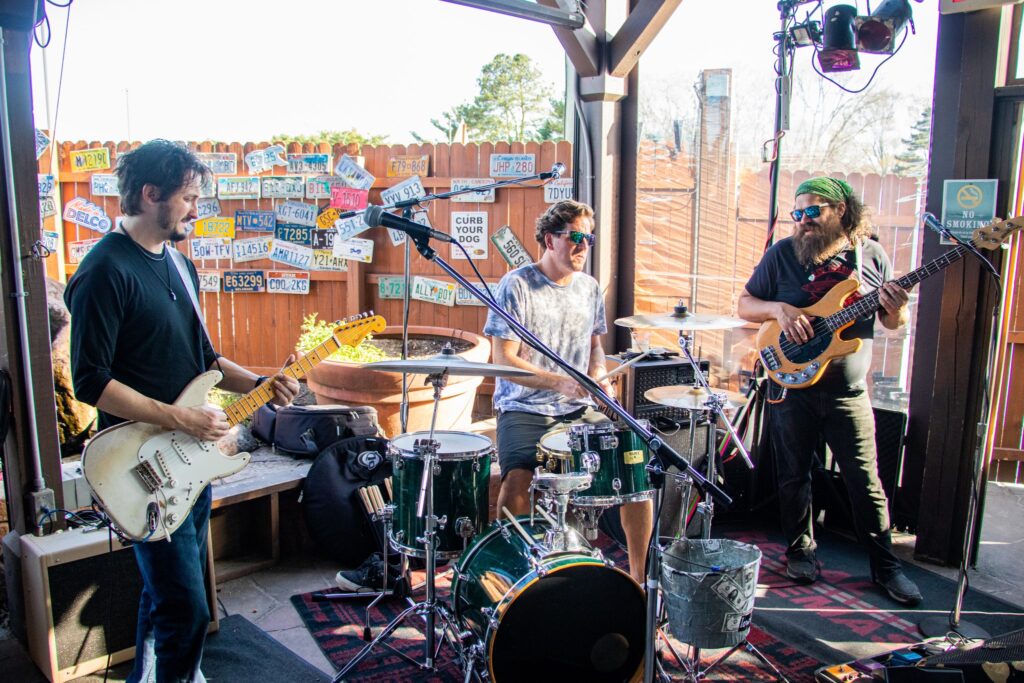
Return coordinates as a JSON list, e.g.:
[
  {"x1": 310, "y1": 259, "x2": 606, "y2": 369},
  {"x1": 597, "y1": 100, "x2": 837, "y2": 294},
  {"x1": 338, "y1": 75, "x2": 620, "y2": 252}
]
[
  {"x1": 974, "y1": 216, "x2": 1024, "y2": 250},
  {"x1": 332, "y1": 312, "x2": 387, "y2": 347}
]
